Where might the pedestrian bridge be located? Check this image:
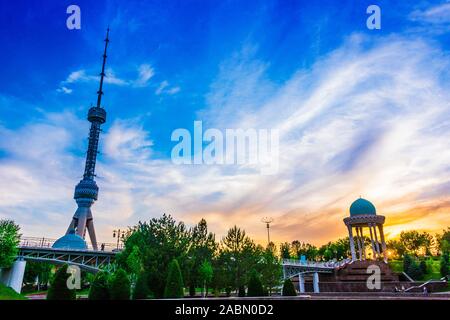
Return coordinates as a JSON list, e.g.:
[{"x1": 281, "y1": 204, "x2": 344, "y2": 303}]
[
  {"x1": 0, "y1": 236, "x2": 119, "y2": 294},
  {"x1": 282, "y1": 258, "x2": 352, "y2": 293}
]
